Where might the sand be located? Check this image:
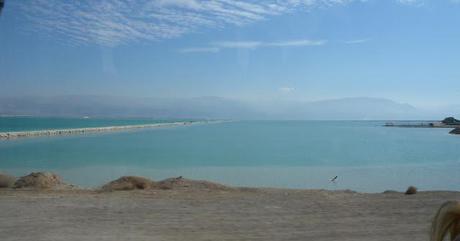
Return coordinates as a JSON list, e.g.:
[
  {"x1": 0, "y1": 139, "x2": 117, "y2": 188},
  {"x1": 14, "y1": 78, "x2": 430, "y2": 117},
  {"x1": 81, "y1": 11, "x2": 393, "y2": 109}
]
[{"x1": 1, "y1": 187, "x2": 459, "y2": 241}]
